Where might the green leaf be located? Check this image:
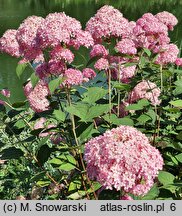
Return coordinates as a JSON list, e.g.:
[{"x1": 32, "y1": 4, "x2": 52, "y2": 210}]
[
  {"x1": 31, "y1": 171, "x2": 46, "y2": 182},
  {"x1": 124, "y1": 62, "x2": 137, "y2": 67},
  {"x1": 82, "y1": 87, "x2": 108, "y2": 104},
  {"x1": 142, "y1": 184, "x2": 159, "y2": 200},
  {"x1": 125, "y1": 103, "x2": 143, "y2": 111},
  {"x1": 14, "y1": 119, "x2": 26, "y2": 129},
  {"x1": 169, "y1": 100, "x2": 182, "y2": 108},
  {"x1": 16, "y1": 63, "x2": 27, "y2": 78},
  {"x1": 143, "y1": 48, "x2": 151, "y2": 57},
  {"x1": 87, "y1": 182, "x2": 102, "y2": 193},
  {"x1": 53, "y1": 109, "x2": 66, "y2": 122},
  {"x1": 58, "y1": 153, "x2": 76, "y2": 166},
  {"x1": 177, "y1": 131, "x2": 182, "y2": 141},
  {"x1": 1, "y1": 147, "x2": 24, "y2": 159},
  {"x1": 37, "y1": 145, "x2": 52, "y2": 165},
  {"x1": 36, "y1": 180, "x2": 51, "y2": 187},
  {"x1": 49, "y1": 153, "x2": 77, "y2": 171},
  {"x1": 78, "y1": 123, "x2": 98, "y2": 142},
  {"x1": 86, "y1": 104, "x2": 110, "y2": 121},
  {"x1": 137, "y1": 114, "x2": 151, "y2": 124},
  {"x1": 146, "y1": 109, "x2": 157, "y2": 124},
  {"x1": 30, "y1": 73, "x2": 39, "y2": 88},
  {"x1": 103, "y1": 114, "x2": 133, "y2": 126},
  {"x1": 158, "y1": 171, "x2": 175, "y2": 185},
  {"x1": 49, "y1": 158, "x2": 62, "y2": 165},
  {"x1": 65, "y1": 103, "x2": 89, "y2": 122},
  {"x1": 67, "y1": 191, "x2": 86, "y2": 200},
  {"x1": 48, "y1": 77, "x2": 63, "y2": 94},
  {"x1": 59, "y1": 163, "x2": 76, "y2": 171},
  {"x1": 175, "y1": 153, "x2": 182, "y2": 163},
  {"x1": 138, "y1": 99, "x2": 150, "y2": 107},
  {"x1": 112, "y1": 82, "x2": 130, "y2": 91}
]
